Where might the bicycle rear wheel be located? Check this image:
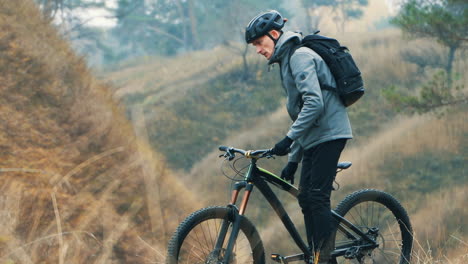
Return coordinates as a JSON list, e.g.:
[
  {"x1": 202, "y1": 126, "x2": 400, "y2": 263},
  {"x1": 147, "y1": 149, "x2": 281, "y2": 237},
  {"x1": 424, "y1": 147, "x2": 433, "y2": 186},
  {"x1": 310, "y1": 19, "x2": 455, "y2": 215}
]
[
  {"x1": 166, "y1": 206, "x2": 265, "y2": 264},
  {"x1": 332, "y1": 189, "x2": 413, "y2": 264}
]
